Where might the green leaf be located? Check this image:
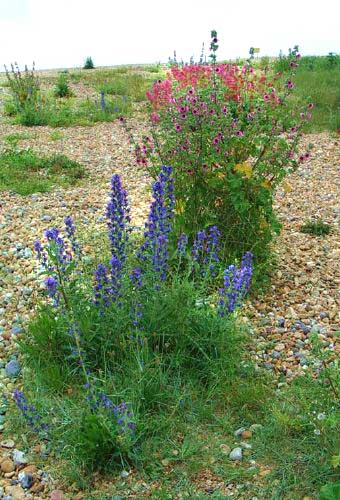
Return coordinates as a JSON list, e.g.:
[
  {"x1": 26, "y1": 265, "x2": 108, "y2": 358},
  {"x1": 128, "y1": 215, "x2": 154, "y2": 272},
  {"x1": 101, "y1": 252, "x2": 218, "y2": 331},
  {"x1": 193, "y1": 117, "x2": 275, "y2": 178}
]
[{"x1": 319, "y1": 482, "x2": 340, "y2": 500}]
